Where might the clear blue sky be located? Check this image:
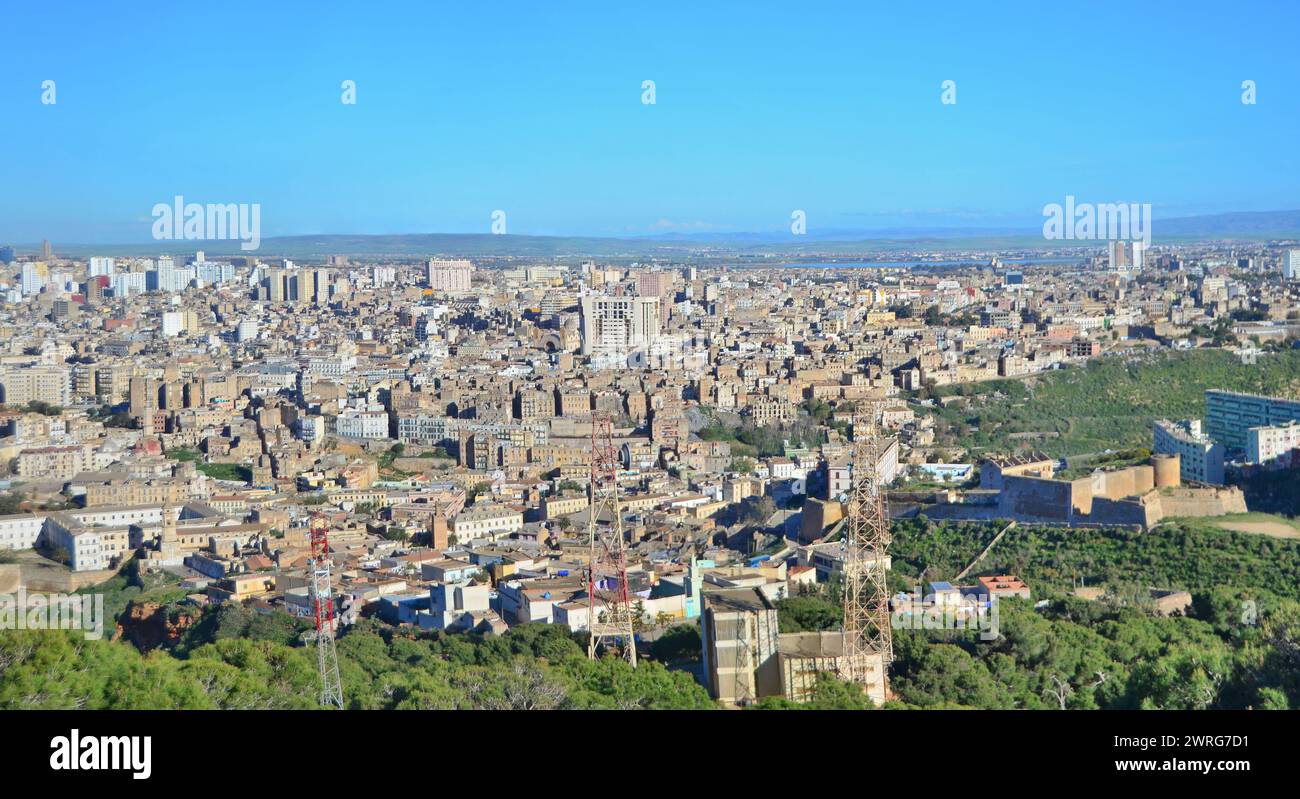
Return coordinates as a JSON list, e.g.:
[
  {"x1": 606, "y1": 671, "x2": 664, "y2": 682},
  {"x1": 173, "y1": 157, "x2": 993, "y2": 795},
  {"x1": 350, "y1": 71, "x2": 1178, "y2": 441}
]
[{"x1": 2, "y1": 0, "x2": 1298, "y2": 243}]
